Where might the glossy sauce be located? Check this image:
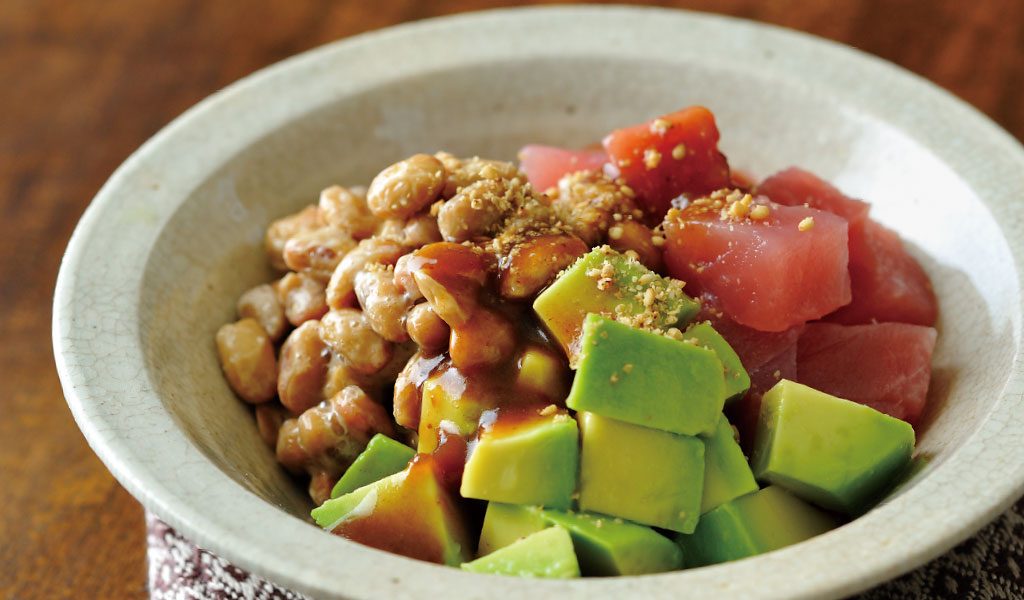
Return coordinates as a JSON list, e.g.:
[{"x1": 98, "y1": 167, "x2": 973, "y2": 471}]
[{"x1": 331, "y1": 456, "x2": 450, "y2": 564}]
